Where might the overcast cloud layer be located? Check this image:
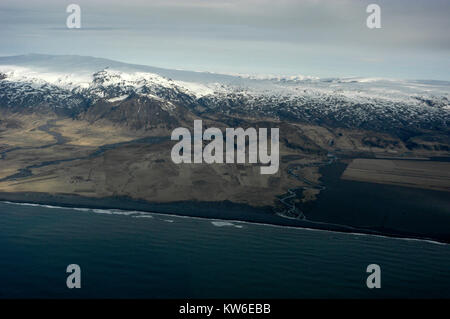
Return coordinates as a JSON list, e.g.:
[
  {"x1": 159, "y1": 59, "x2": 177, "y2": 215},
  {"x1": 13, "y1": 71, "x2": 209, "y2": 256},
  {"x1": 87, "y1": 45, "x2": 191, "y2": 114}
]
[{"x1": 1, "y1": 0, "x2": 449, "y2": 80}]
